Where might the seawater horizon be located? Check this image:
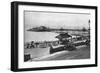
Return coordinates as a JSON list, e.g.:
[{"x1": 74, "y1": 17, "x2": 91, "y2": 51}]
[
  {"x1": 24, "y1": 30, "x2": 88, "y2": 43},
  {"x1": 24, "y1": 31, "x2": 59, "y2": 43}
]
